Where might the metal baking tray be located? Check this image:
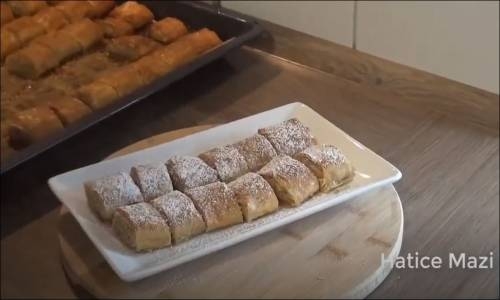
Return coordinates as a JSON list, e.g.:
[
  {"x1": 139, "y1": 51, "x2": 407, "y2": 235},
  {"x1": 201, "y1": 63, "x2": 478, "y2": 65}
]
[{"x1": 1, "y1": 1, "x2": 262, "y2": 174}]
